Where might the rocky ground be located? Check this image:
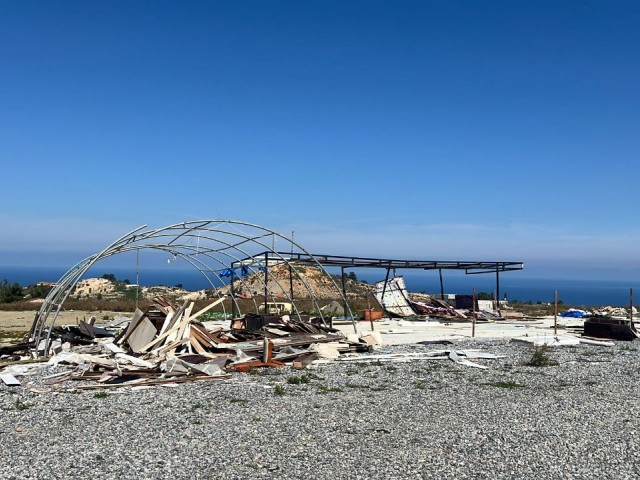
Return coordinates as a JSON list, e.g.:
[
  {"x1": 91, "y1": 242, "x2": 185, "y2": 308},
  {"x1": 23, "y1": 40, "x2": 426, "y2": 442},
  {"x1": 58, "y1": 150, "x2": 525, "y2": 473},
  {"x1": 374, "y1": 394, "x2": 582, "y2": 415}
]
[{"x1": 1, "y1": 339, "x2": 639, "y2": 479}]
